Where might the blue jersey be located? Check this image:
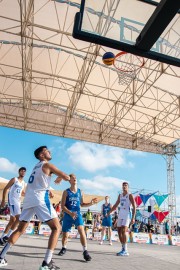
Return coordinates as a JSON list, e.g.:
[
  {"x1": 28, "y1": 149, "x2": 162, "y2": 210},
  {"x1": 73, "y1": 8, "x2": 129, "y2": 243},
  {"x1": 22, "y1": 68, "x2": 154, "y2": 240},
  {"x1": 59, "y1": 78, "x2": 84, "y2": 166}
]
[
  {"x1": 103, "y1": 203, "x2": 111, "y2": 217},
  {"x1": 65, "y1": 188, "x2": 82, "y2": 213}
]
